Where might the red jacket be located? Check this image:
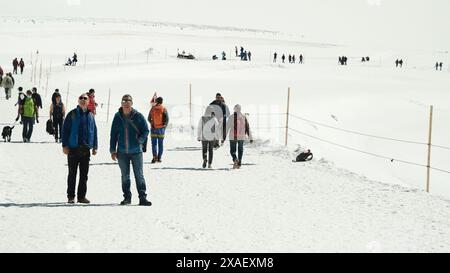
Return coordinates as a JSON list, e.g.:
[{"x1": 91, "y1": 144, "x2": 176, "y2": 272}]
[{"x1": 87, "y1": 94, "x2": 96, "y2": 114}]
